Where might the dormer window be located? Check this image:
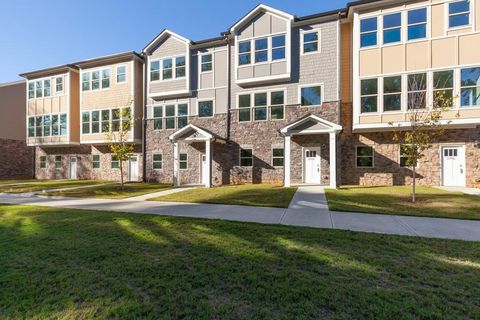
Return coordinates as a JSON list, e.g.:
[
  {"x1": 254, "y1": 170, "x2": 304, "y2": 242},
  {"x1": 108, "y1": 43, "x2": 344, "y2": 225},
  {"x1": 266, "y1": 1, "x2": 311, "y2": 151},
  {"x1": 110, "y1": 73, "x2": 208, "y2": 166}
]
[{"x1": 239, "y1": 41, "x2": 251, "y2": 65}]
